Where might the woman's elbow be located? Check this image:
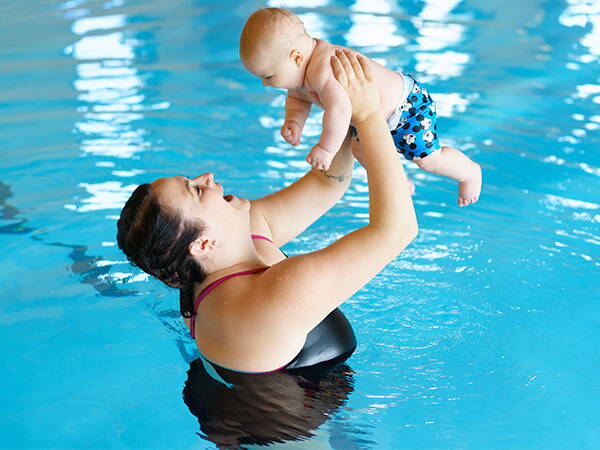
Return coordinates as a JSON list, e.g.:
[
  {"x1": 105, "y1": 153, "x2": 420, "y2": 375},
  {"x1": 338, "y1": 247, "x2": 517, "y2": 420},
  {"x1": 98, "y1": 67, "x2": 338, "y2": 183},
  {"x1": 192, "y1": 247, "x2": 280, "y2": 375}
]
[
  {"x1": 407, "y1": 221, "x2": 419, "y2": 243},
  {"x1": 395, "y1": 219, "x2": 418, "y2": 251}
]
